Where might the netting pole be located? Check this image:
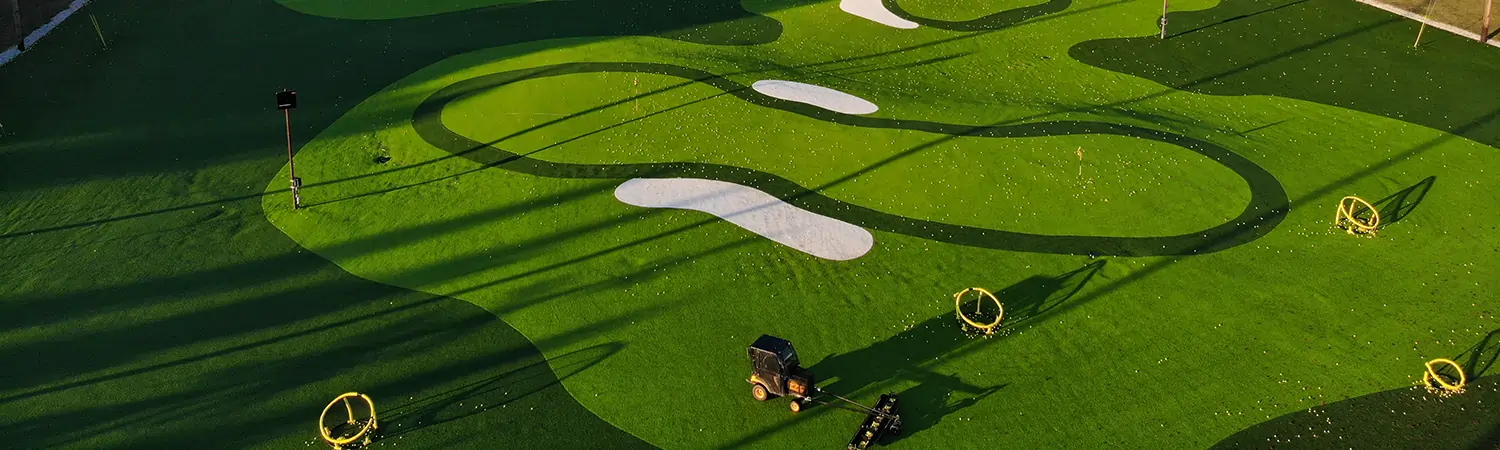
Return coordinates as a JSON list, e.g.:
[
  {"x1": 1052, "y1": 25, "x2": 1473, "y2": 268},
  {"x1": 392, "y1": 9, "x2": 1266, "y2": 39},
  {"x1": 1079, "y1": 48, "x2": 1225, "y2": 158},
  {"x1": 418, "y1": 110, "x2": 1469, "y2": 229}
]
[
  {"x1": 1415, "y1": 0, "x2": 1439, "y2": 47},
  {"x1": 285, "y1": 108, "x2": 301, "y2": 209},
  {"x1": 8, "y1": 0, "x2": 23, "y2": 51},
  {"x1": 1159, "y1": 0, "x2": 1170, "y2": 39},
  {"x1": 1483, "y1": 0, "x2": 1493, "y2": 43}
]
